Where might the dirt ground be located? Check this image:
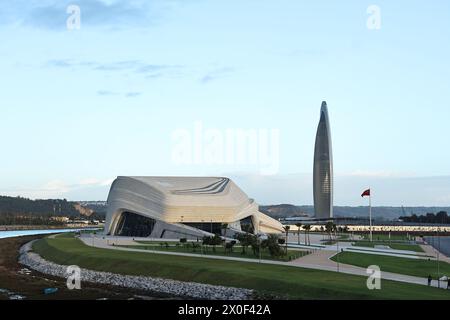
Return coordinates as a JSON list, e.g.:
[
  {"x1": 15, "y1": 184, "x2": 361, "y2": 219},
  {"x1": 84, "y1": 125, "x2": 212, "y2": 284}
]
[{"x1": 0, "y1": 235, "x2": 181, "y2": 300}]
